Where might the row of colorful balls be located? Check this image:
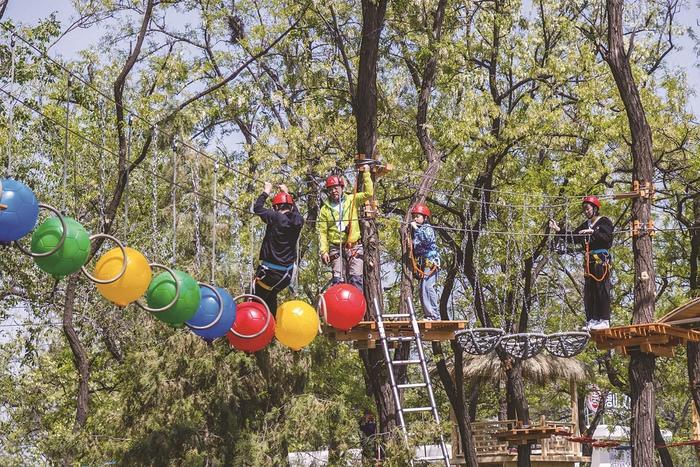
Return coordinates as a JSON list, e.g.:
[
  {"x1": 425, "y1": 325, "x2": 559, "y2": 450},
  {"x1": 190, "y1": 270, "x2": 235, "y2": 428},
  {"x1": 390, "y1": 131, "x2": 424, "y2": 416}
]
[{"x1": 0, "y1": 178, "x2": 368, "y2": 352}]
